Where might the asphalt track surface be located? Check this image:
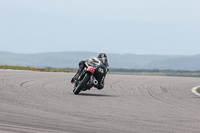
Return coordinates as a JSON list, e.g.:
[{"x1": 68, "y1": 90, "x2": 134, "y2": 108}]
[{"x1": 0, "y1": 70, "x2": 200, "y2": 133}]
